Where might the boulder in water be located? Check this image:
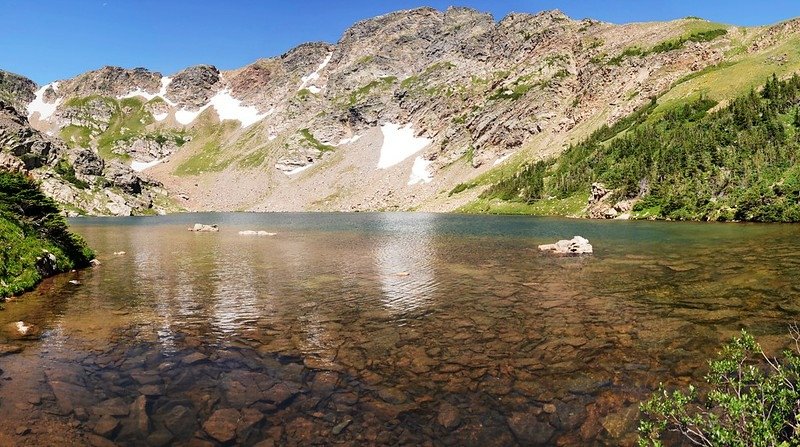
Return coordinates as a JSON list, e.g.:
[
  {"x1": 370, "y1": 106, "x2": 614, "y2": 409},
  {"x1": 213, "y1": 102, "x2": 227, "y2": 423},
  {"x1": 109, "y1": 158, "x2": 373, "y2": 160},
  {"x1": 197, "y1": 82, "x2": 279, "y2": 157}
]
[
  {"x1": 189, "y1": 224, "x2": 219, "y2": 232},
  {"x1": 538, "y1": 236, "x2": 593, "y2": 255}
]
